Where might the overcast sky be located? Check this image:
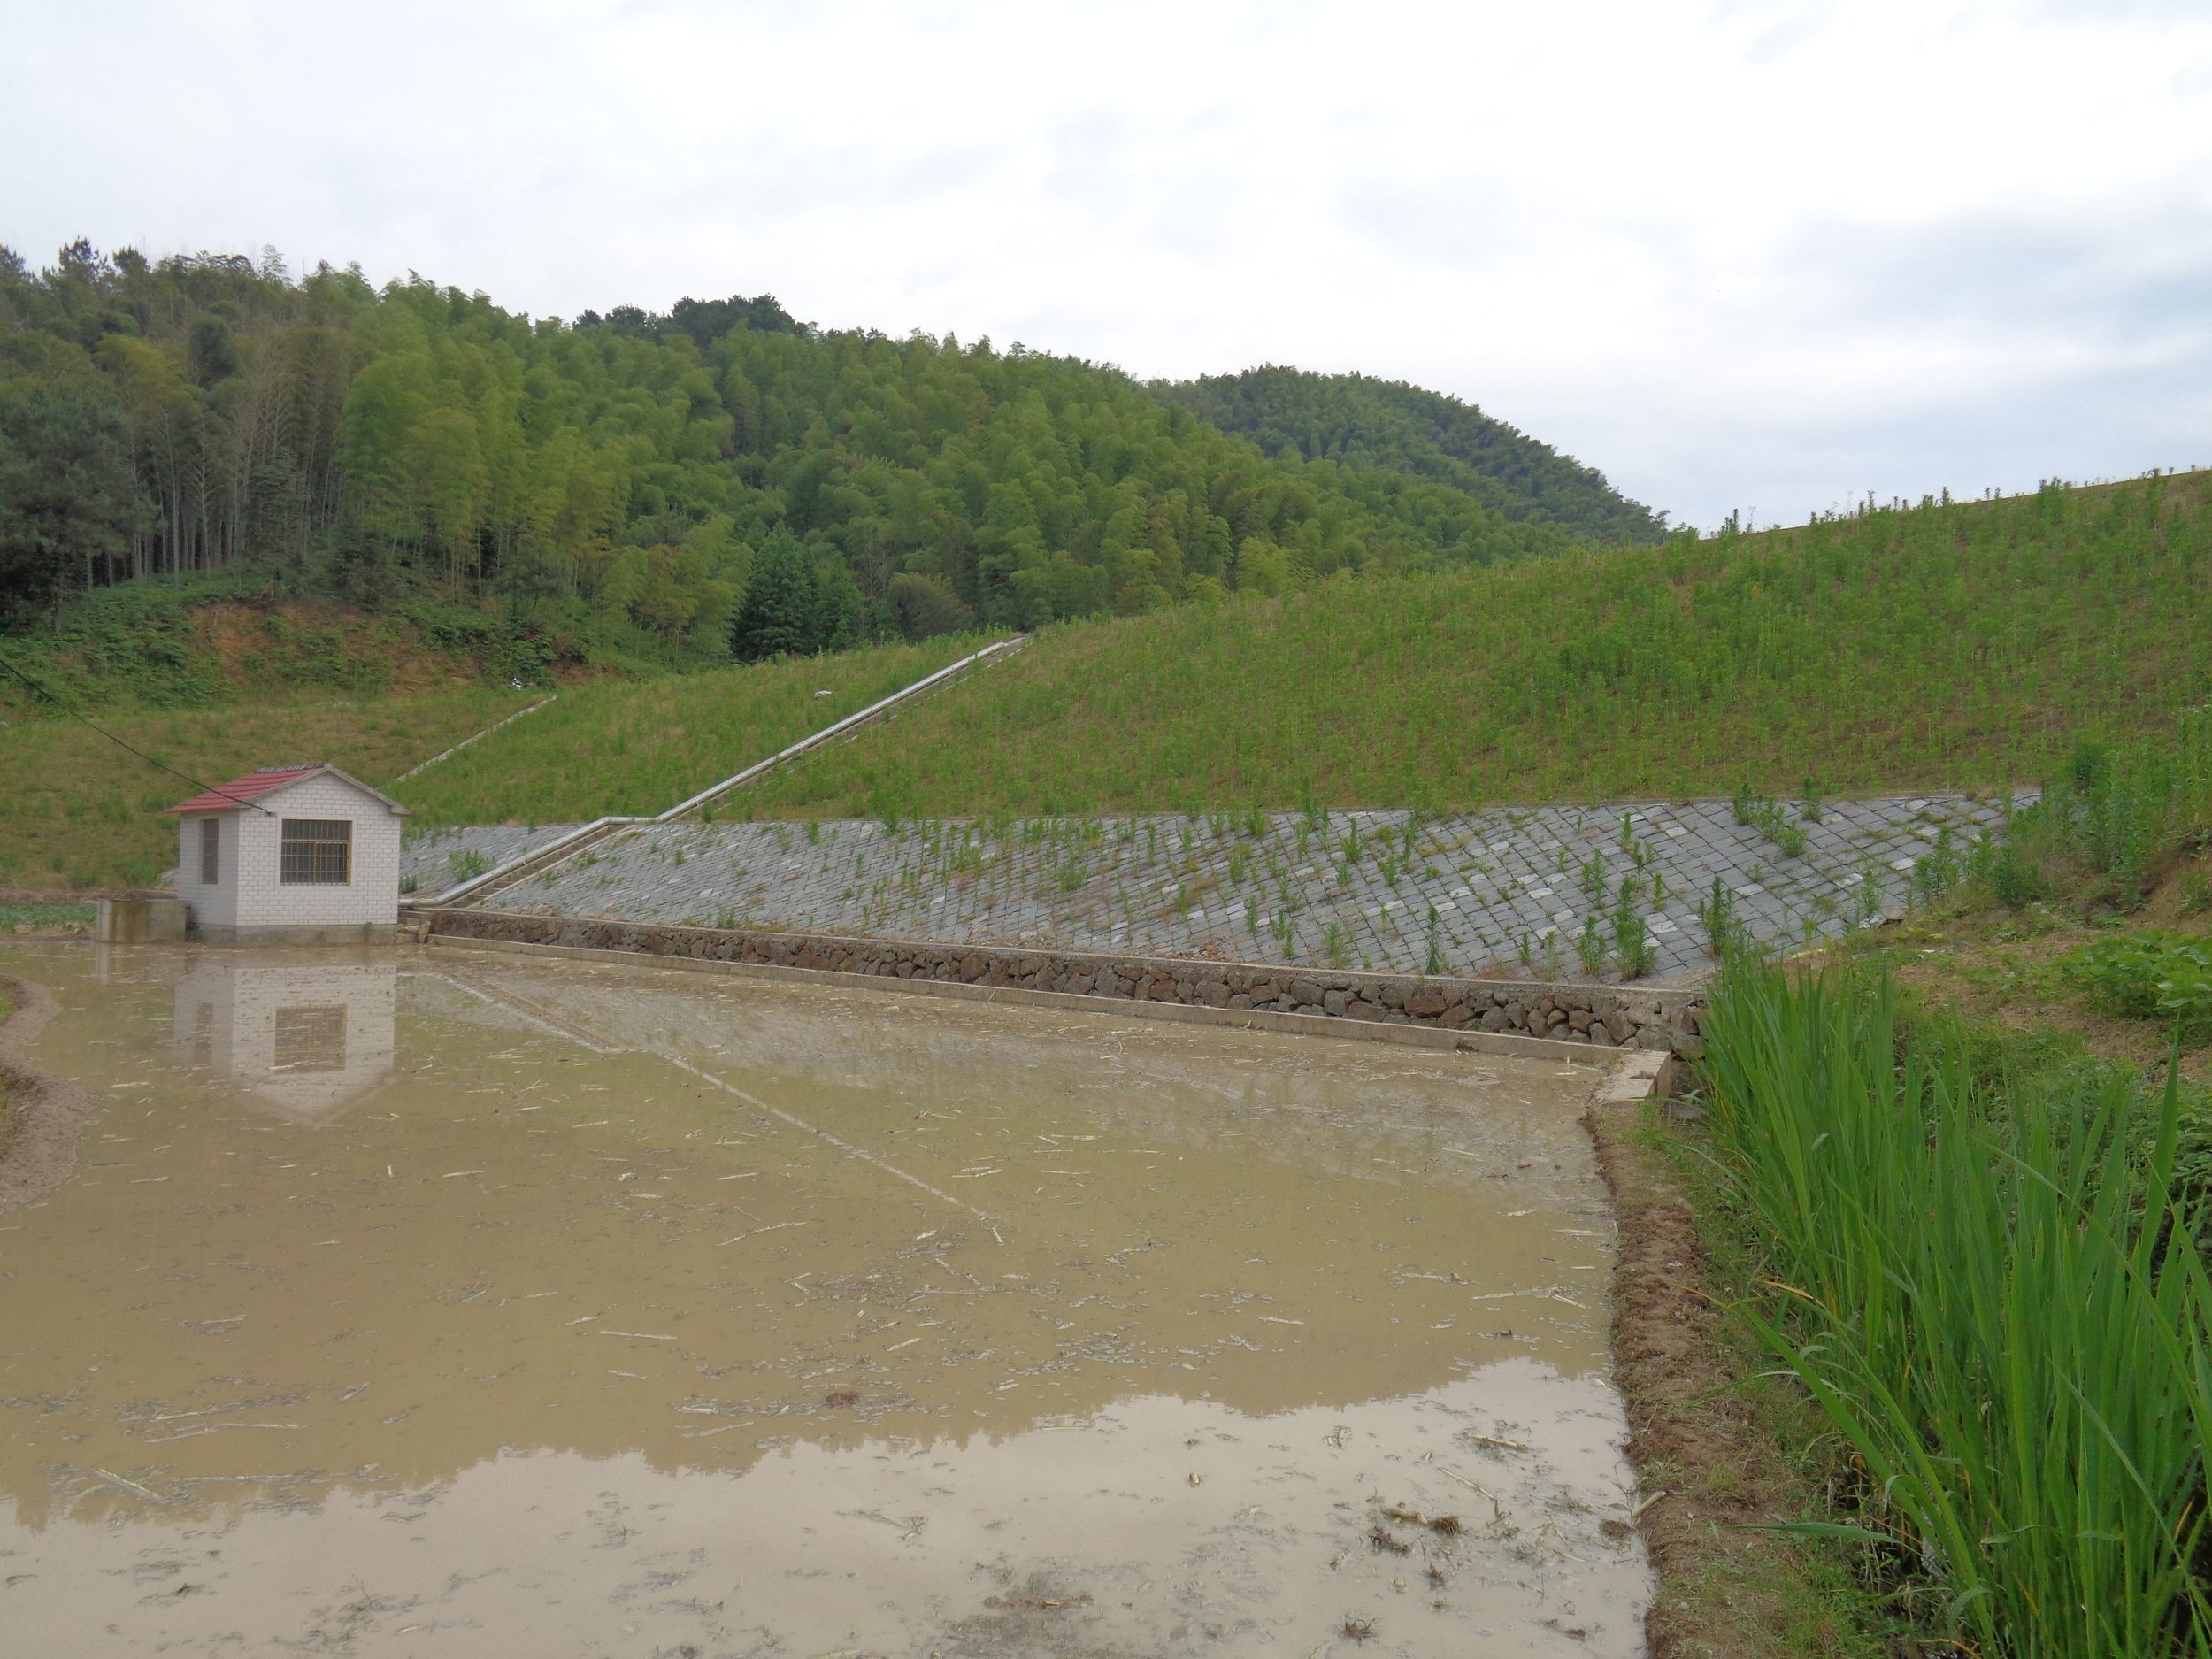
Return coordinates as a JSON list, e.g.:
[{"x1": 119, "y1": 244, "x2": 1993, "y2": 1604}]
[{"x1": 5, "y1": 0, "x2": 2207, "y2": 529}]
